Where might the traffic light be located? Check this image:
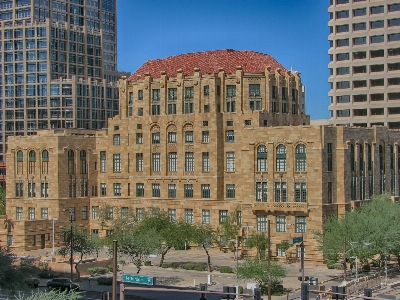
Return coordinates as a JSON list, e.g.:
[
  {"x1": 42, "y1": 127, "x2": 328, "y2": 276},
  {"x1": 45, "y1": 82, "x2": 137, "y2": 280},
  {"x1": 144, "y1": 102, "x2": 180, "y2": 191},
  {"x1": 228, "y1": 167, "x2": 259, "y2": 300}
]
[{"x1": 301, "y1": 282, "x2": 309, "y2": 300}]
